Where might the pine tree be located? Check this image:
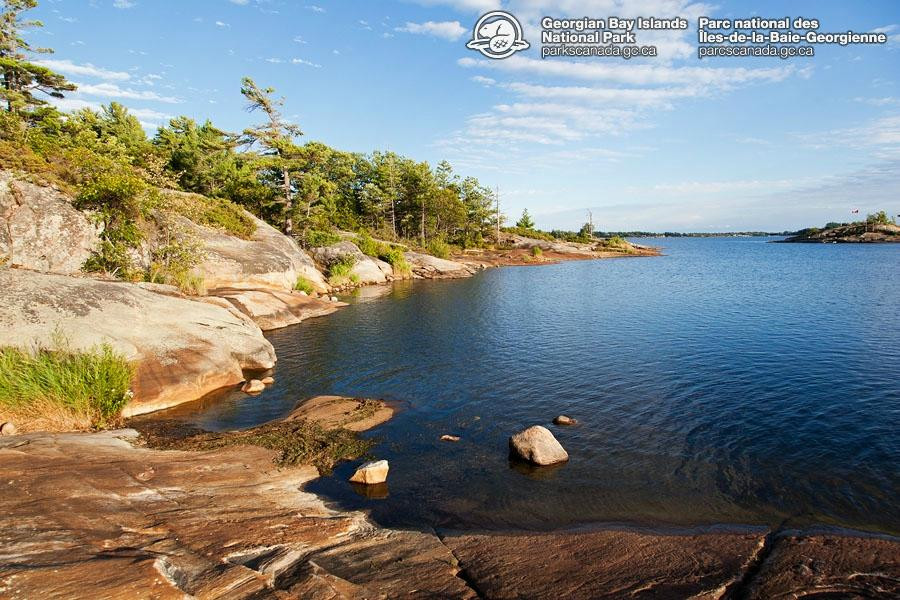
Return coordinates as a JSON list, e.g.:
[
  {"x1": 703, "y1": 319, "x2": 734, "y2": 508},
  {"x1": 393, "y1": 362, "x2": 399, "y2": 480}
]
[
  {"x1": 0, "y1": 0, "x2": 75, "y2": 114},
  {"x1": 516, "y1": 208, "x2": 535, "y2": 230},
  {"x1": 240, "y1": 77, "x2": 302, "y2": 235}
]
